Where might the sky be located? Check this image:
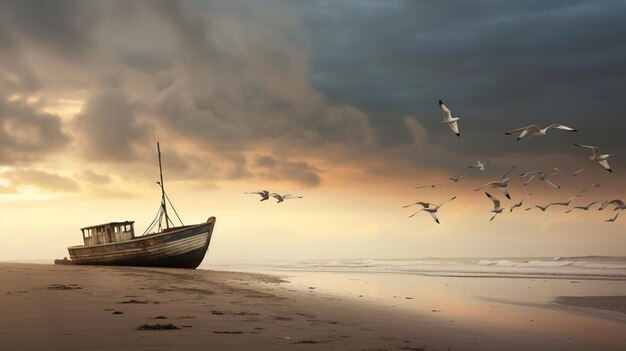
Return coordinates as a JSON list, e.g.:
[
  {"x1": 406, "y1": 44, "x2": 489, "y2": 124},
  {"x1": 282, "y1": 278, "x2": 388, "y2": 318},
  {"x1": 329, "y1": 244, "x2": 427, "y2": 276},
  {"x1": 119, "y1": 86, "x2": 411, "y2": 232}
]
[{"x1": 0, "y1": 0, "x2": 624, "y2": 262}]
